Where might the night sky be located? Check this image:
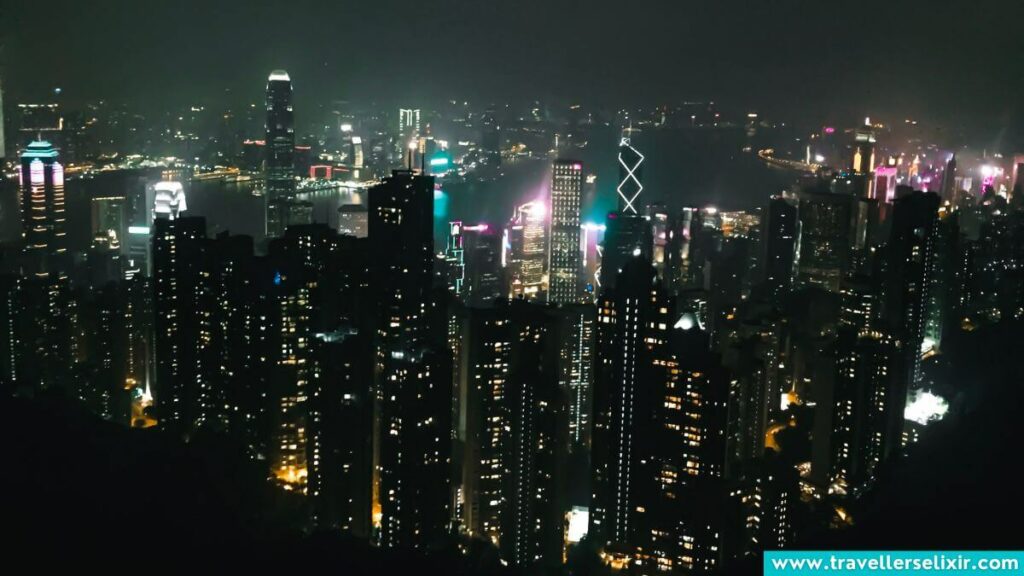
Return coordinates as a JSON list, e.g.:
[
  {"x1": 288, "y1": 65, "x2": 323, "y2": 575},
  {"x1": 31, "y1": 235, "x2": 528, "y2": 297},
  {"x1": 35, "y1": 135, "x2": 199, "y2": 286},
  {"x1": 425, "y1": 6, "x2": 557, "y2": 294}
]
[{"x1": 1, "y1": 0, "x2": 1022, "y2": 132}]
